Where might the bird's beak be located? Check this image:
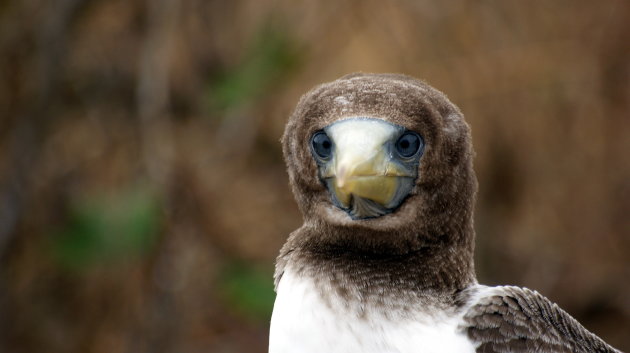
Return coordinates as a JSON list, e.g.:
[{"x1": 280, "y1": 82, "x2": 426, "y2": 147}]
[
  {"x1": 320, "y1": 119, "x2": 415, "y2": 213},
  {"x1": 332, "y1": 146, "x2": 408, "y2": 208}
]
